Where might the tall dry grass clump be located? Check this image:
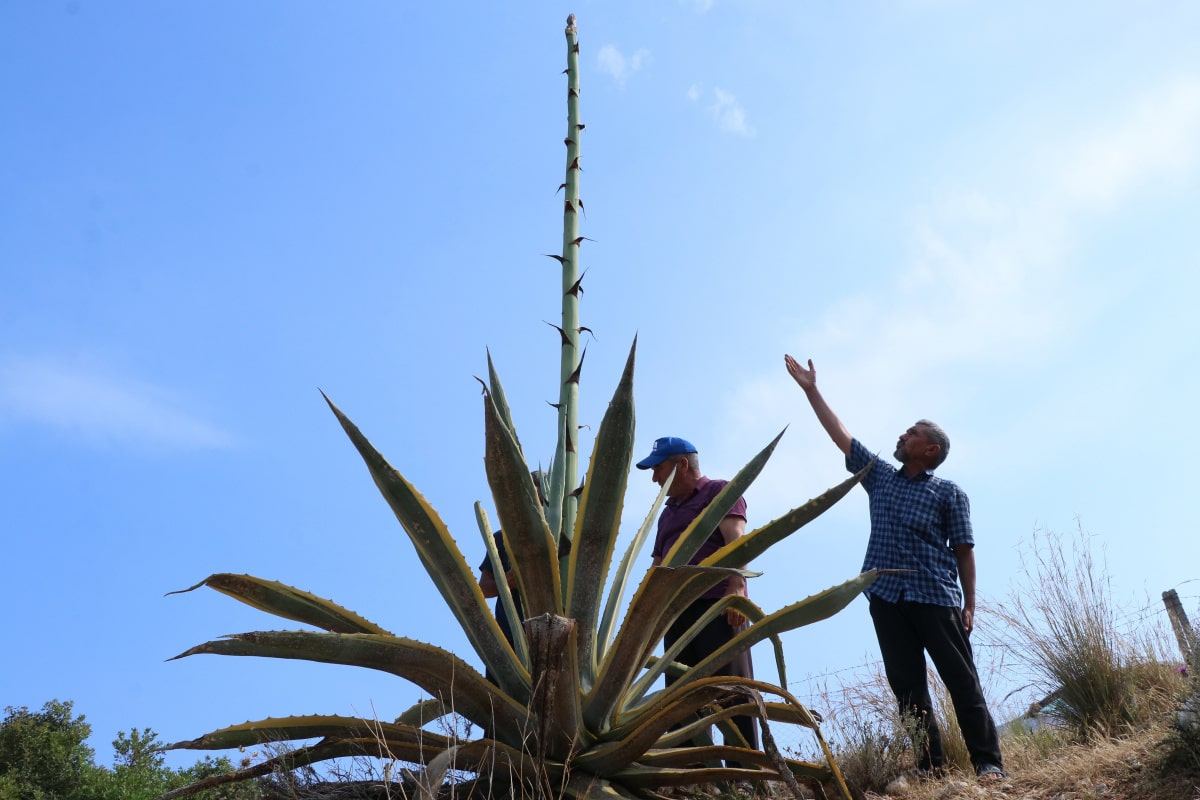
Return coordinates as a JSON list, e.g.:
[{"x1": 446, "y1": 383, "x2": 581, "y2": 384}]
[
  {"x1": 991, "y1": 524, "x2": 1179, "y2": 738},
  {"x1": 792, "y1": 670, "x2": 911, "y2": 793},
  {"x1": 788, "y1": 664, "x2": 977, "y2": 794}
]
